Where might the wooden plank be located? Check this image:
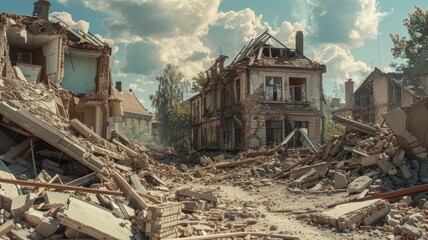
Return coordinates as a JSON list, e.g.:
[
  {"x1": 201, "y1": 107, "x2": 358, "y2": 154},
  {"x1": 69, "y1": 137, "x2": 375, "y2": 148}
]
[
  {"x1": 0, "y1": 177, "x2": 123, "y2": 196},
  {"x1": 113, "y1": 172, "x2": 149, "y2": 210}
]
